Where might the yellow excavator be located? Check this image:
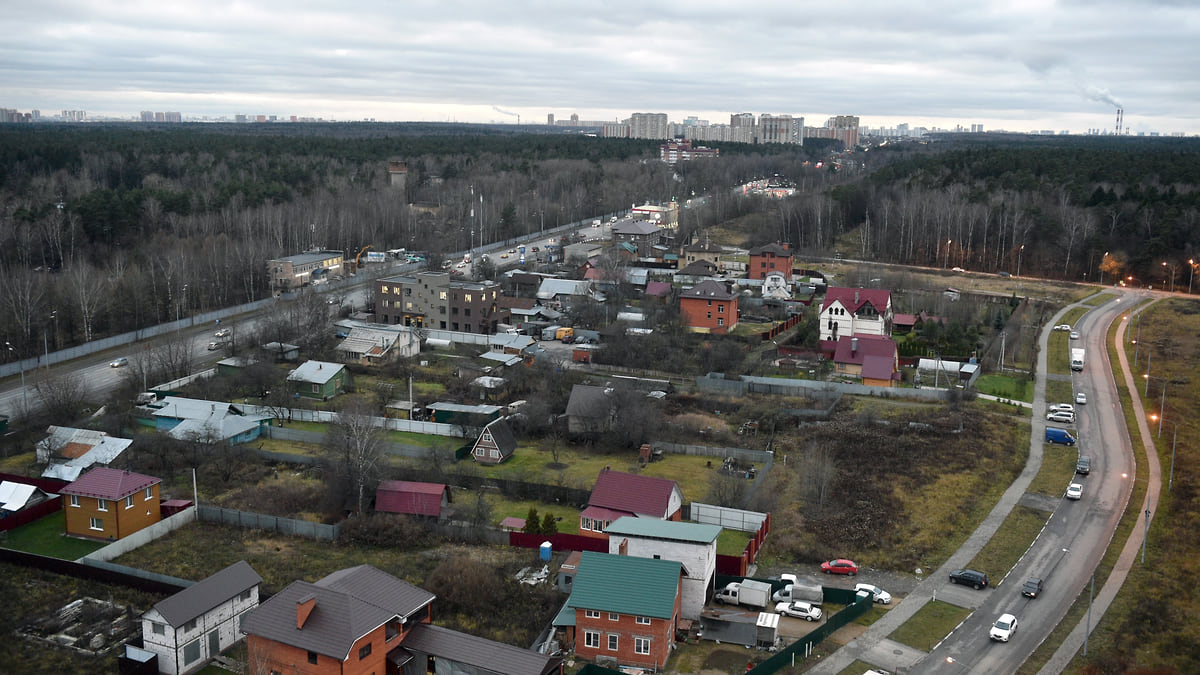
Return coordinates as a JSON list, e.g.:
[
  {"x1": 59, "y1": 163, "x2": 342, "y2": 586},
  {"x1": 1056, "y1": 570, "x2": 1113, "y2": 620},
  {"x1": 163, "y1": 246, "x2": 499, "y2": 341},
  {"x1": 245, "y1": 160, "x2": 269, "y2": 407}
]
[{"x1": 350, "y1": 245, "x2": 370, "y2": 273}]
